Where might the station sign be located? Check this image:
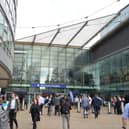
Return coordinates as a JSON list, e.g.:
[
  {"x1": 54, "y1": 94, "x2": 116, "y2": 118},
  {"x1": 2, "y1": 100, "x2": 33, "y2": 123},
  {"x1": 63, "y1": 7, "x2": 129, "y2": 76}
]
[{"x1": 31, "y1": 83, "x2": 66, "y2": 89}]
